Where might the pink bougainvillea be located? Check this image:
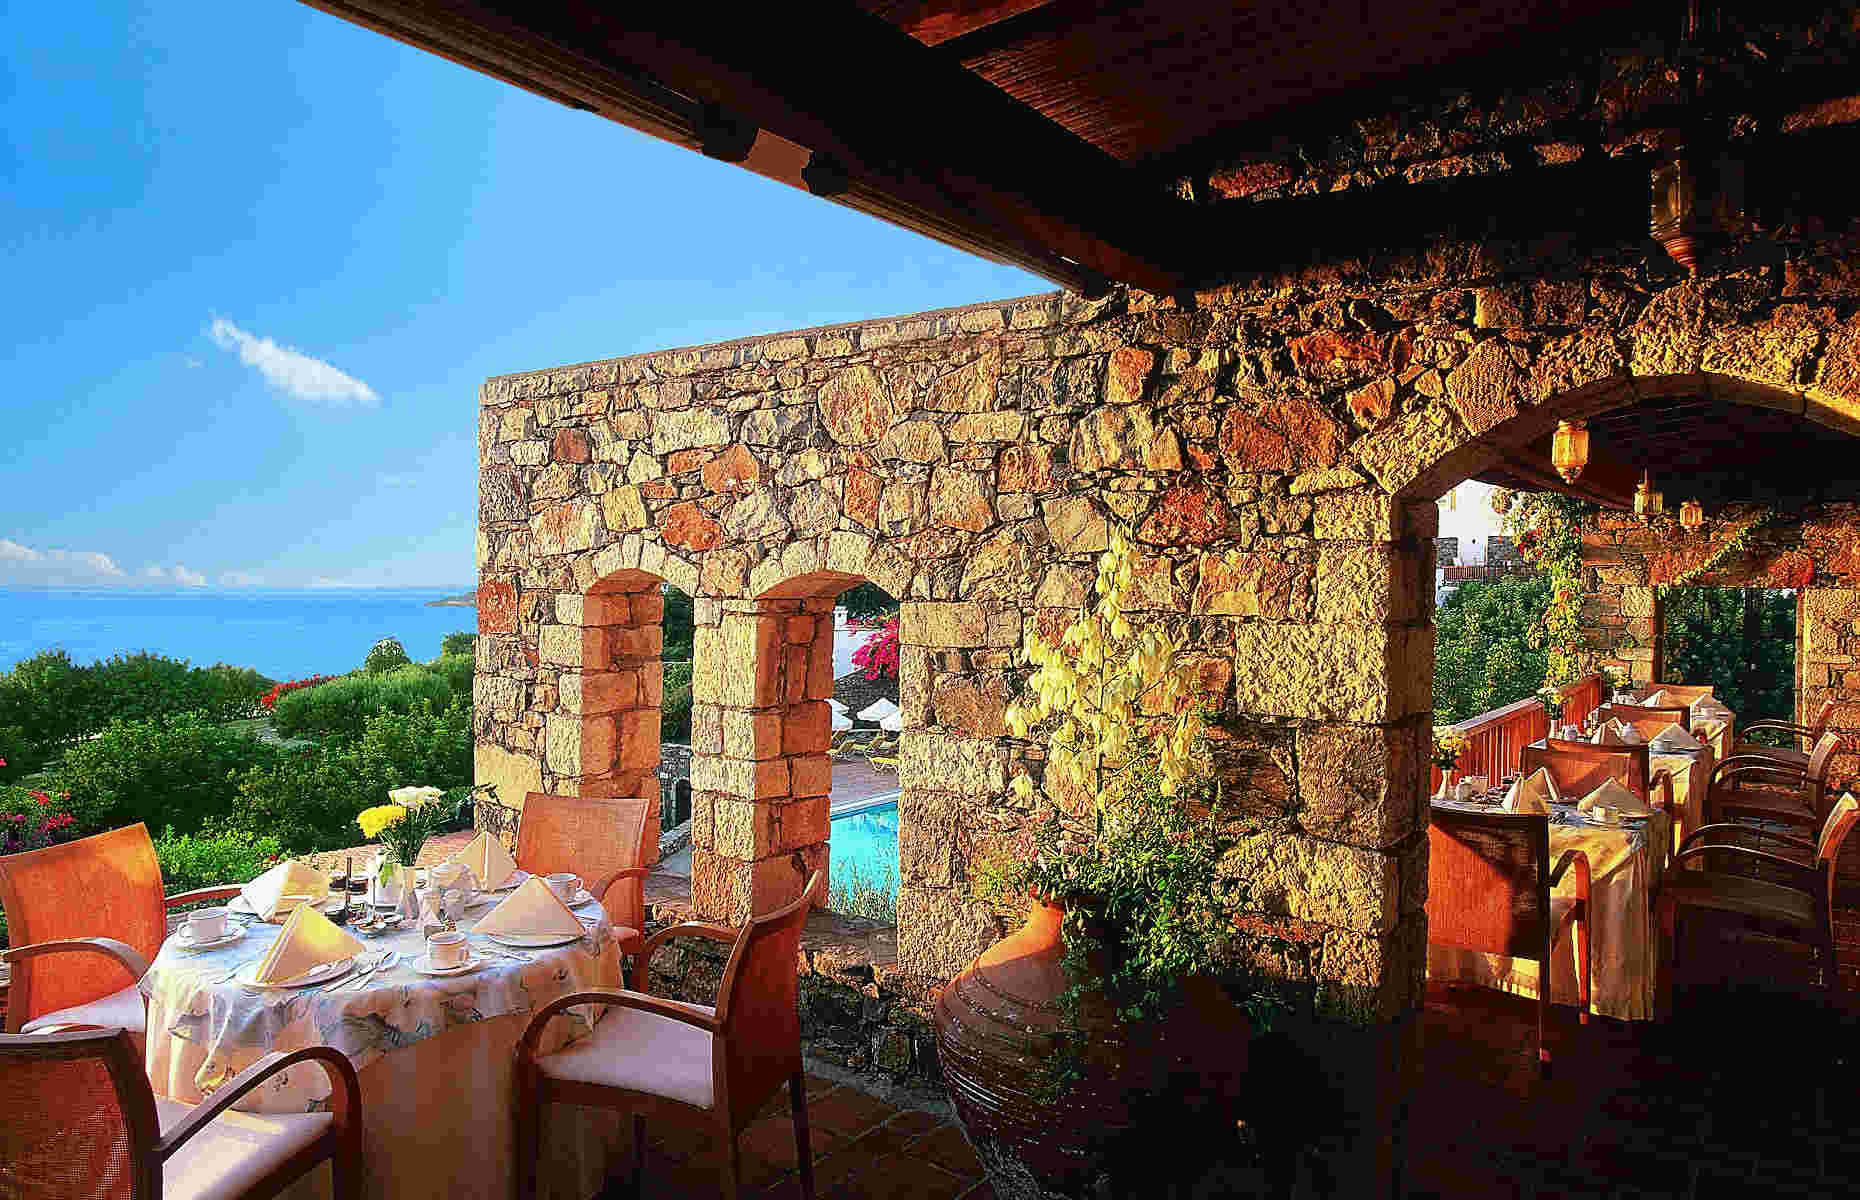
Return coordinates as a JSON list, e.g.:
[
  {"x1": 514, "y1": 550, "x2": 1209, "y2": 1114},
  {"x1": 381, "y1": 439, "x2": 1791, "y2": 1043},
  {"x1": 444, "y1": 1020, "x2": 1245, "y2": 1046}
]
[{"x1": 851, "y1": 618, "x2": 900, "y2": 681}]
